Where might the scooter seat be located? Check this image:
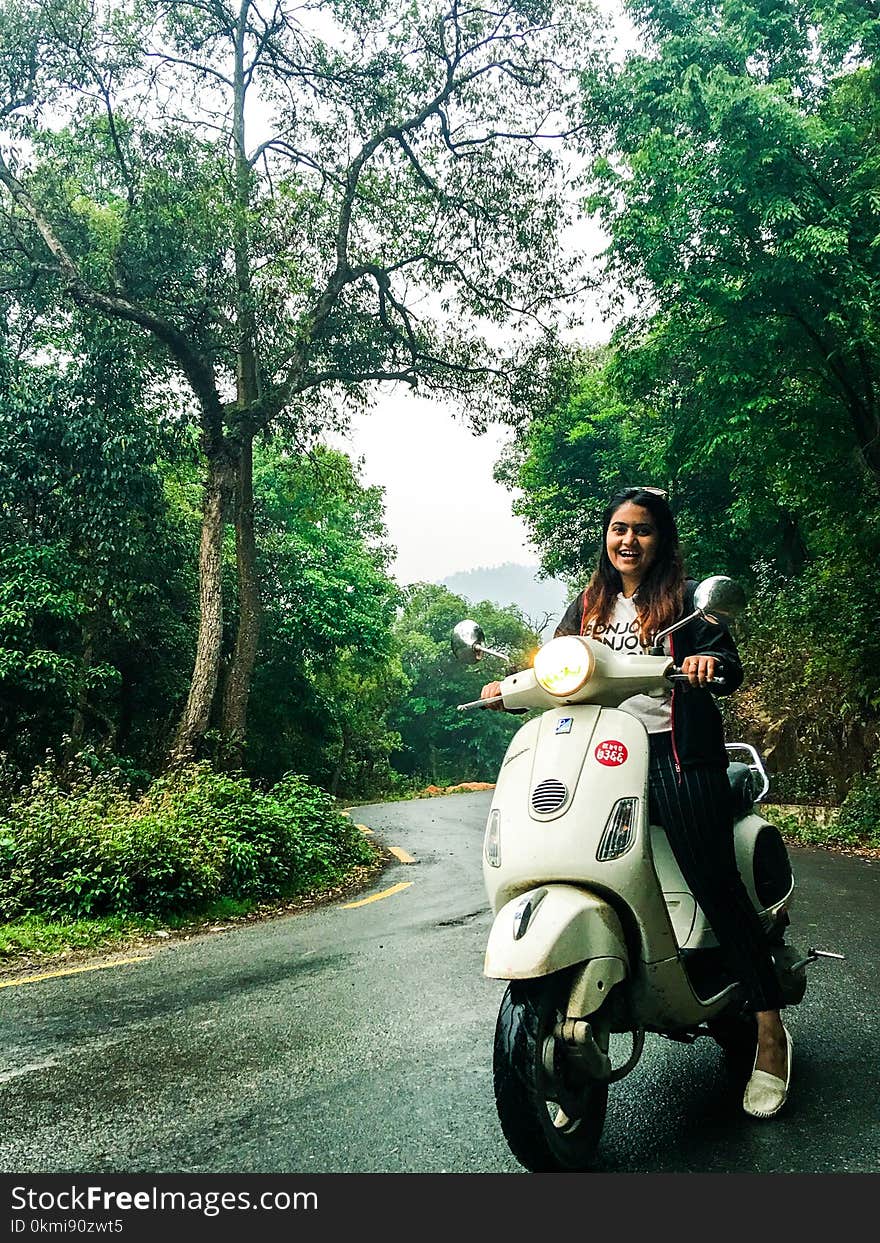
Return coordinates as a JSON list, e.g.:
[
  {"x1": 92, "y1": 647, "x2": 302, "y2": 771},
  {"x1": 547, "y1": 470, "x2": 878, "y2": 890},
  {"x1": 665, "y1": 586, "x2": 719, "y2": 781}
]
[{"x1": 727, "y1": 762, "x2": 756, "y2": 815}]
